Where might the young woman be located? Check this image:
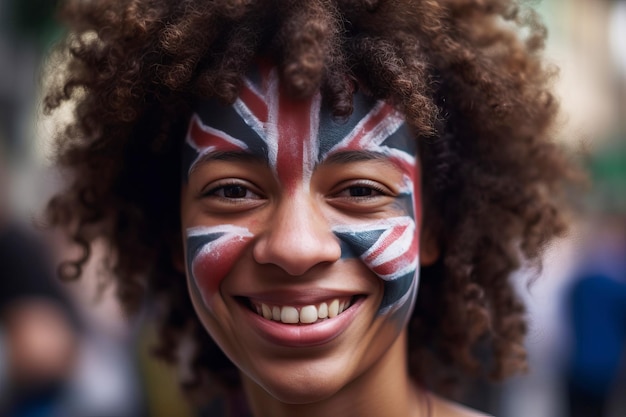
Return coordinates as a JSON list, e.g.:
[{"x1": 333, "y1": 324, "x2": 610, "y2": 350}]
[{"x1": 43, "y1": 1, "x2": 575, "y2": 416}]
